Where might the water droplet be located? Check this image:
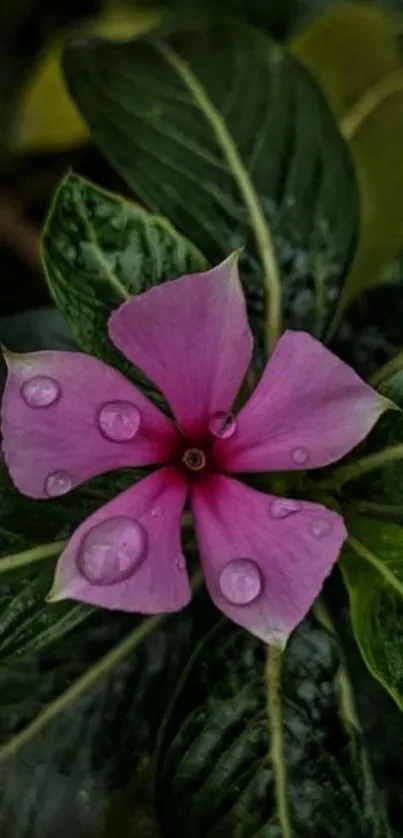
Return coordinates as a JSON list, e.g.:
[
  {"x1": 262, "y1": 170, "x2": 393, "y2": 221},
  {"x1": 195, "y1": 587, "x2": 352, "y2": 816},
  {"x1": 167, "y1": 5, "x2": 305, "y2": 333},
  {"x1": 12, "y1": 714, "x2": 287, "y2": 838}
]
[
  {"x1": 292, "y1": 447, "x2": 308, "y2": 465},
  {"x1": 219, "y1": 559, "x2": 263, "y2": 605},
  {"x1": 270, "y1": 498, "x2": 301, "y2": 519},
  {"x1": 45, "y1": 470, "x2": 73, "y2": 497},
  {"x1": 22, "y1": 376, "x2": 60, "y2": 408},
  {"x1": 175, "y1": 554, "x2": 186, "y2": 571},
  {"x1": 98, "y1": 401, "x2": 140, "y2": 442},
  {"x1": 151, "y1": 506, "x2": 162, "y2": 518},
  {"x1": 77, "y1": 516, "x2": 147, "y2": 585},
  {"x1": 310, "y1": 519, "x2": 332, "y2": 538},
  {"x1": 209, "y1": 412, "x2": 236, "y2": 439}
]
